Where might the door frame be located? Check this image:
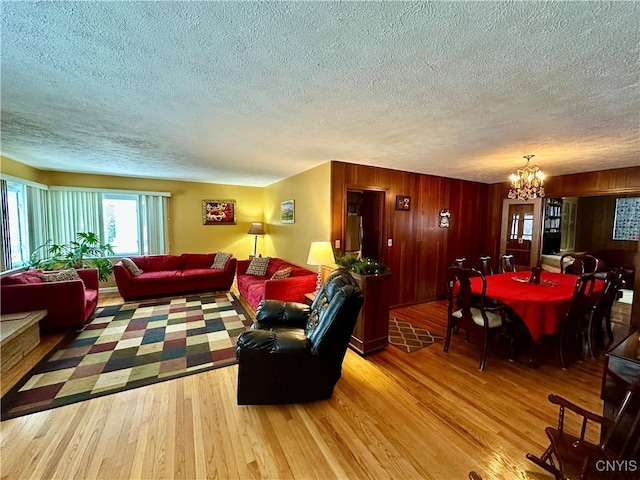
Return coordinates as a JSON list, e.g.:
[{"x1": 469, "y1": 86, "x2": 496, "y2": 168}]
[{"x1": 500, "y1": 198, "x2": 544, "y2": 268}]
